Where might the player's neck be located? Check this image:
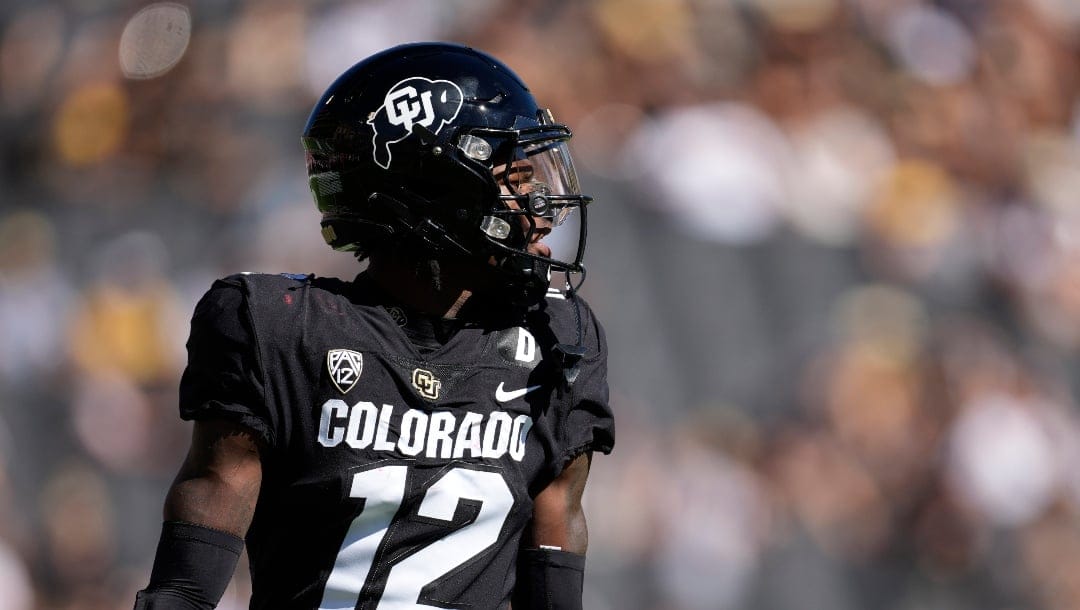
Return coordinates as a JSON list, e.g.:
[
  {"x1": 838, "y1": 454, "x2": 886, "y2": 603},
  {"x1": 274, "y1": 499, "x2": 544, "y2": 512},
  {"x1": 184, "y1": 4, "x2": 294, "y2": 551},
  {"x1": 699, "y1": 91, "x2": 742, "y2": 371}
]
[{"x1": 365, "y1": 255, "x2": 483, "y2": 320}]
